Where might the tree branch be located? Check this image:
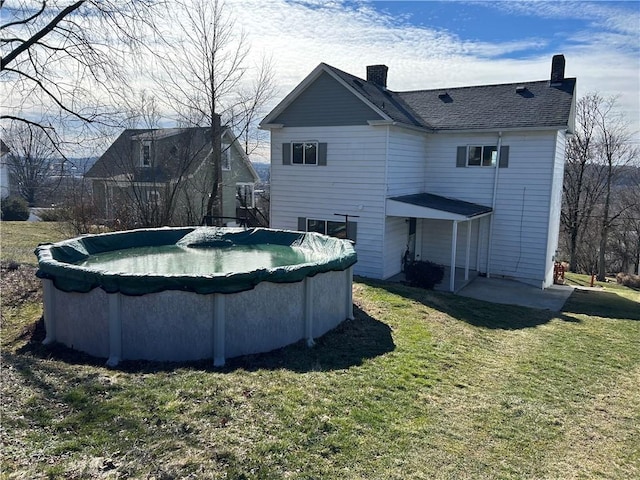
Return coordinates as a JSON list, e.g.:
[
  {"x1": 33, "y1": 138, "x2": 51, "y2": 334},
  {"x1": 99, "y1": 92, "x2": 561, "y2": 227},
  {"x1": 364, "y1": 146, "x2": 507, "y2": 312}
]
[{"x1": 1, "y1": 0, "x2": 85, "y2": 70}]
